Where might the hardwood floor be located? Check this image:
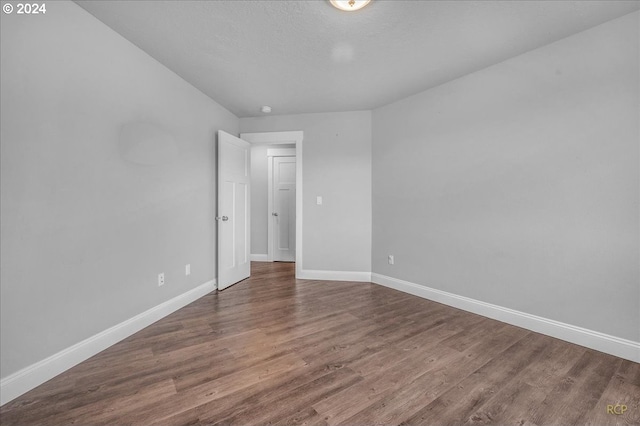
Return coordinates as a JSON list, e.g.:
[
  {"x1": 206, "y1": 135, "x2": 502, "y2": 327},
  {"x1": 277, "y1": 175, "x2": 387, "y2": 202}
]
[{"x1": 1, "y1": 262, "x2": 638, "y2": 425}]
